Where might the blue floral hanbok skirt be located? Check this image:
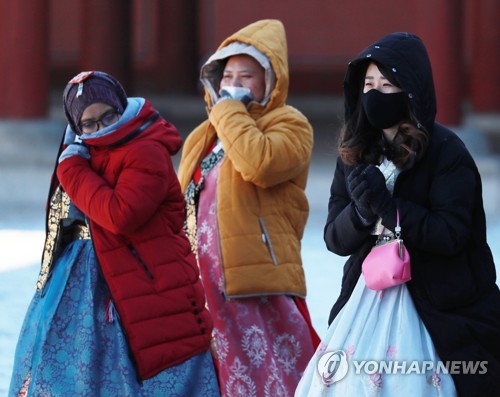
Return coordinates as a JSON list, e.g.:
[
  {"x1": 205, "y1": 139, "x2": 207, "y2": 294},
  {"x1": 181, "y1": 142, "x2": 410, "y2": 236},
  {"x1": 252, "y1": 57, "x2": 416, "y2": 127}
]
[{"x1": 9, "y1": 240, "x2": 220, "y2": 396}]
